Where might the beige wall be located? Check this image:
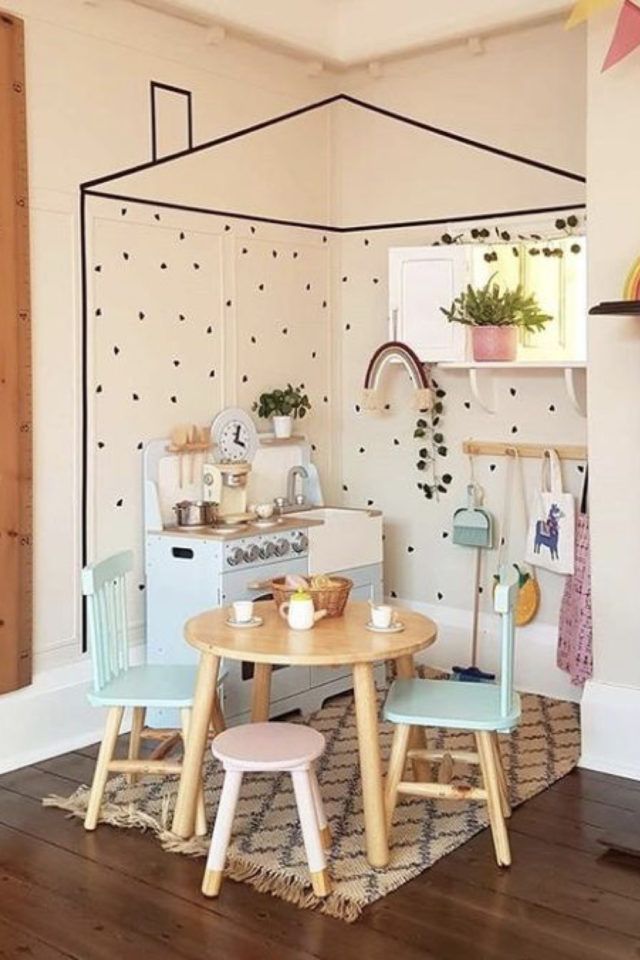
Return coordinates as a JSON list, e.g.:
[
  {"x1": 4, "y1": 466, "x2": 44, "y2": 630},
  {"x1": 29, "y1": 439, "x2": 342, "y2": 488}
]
[
  {"x1": 10, "y1": 0, "x2": 333, "y2": 677},
  {"x1": 336, "y1": 21, "x2": 586, "y2": 226},
  {"x1": 0, "y1": 2, "x2": 591, "y2": 768},
  {"x1": 581, "y1": 10, "x2": 640, "y2": 779},
  {"x1": 0, "y1": 0, "x2": 334, "y2": 770},
  {"x1": 335, "y1": 21, "x2": 587, "y2": 700}
]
